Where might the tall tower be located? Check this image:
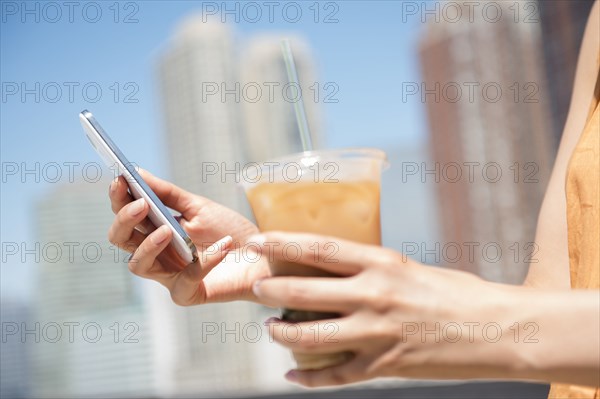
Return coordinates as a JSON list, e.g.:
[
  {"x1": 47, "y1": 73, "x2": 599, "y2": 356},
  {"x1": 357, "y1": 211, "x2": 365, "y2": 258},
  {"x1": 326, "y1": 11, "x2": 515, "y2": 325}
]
[
  {"x1": 240, "y1": 35, "x2": 322, "y2": 163},
  {"x1": 158, "y1": 17, "x2": 244, "y2": 212},
  {"x1": 0, "y1": 300, "x2": 31, "y2": 399},
  {"x1": 156, "y1": 16, "x2": 273, "y2": 396},
  {"x1": 419, "y1": 1, "x2": 554, "y2": 283},
  {"x1": 32, "y1": 180, "x2": 154, "y2": 398}
]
